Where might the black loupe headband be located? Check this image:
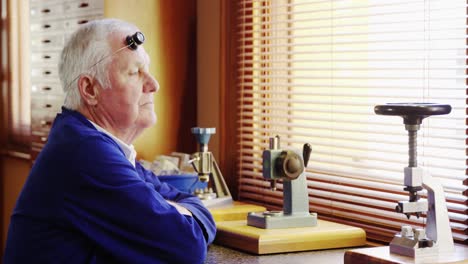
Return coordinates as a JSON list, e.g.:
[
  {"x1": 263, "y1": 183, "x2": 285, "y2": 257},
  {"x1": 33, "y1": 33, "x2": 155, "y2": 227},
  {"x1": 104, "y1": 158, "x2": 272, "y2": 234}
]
[{"x1": 65, "y1": 31, "x2": 146, "y2": 90}]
